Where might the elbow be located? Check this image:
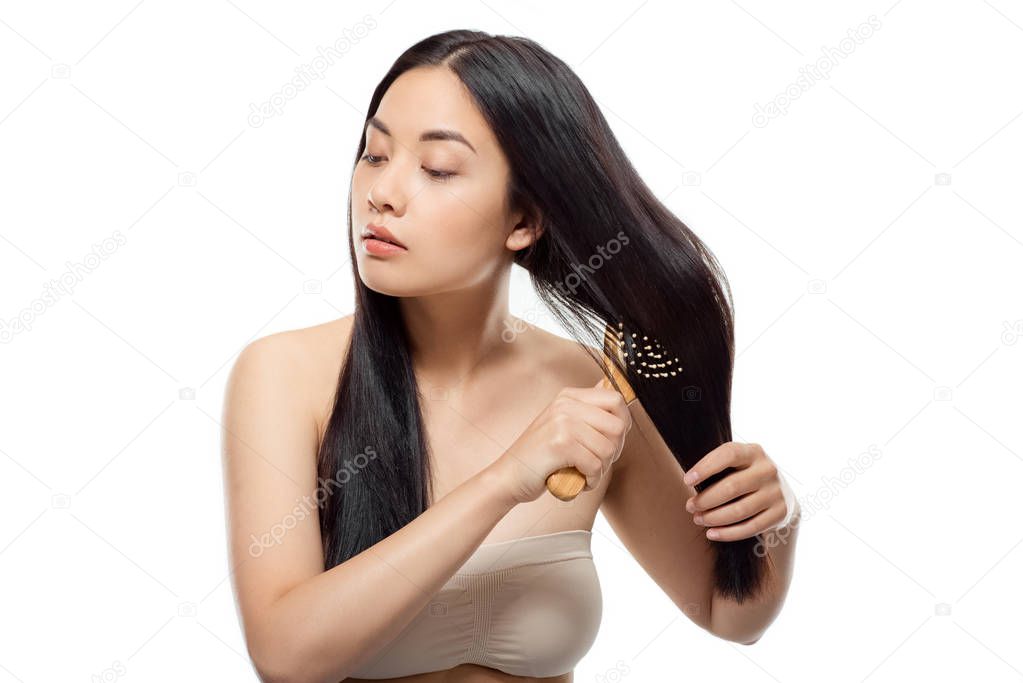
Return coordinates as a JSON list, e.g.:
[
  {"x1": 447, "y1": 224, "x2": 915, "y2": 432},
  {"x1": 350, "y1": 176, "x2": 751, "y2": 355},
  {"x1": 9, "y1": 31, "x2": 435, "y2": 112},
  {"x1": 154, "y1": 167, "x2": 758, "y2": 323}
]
[
  {"x1": 248, "y1": 641, "x2": 295, "y2": 683},
  {"x1": 711, "y1": 623, "x2": 767, "y2": 646},
  {"x1": 250, "y1": 657, "x2": 324, "y2": 683},
  {"x1": 705, "y1": 592, "x2": 779, "y2": 646},
  {"x1": 248, "y1": 633, "x2": 354, "y2": 683},
  {"x1": 703, "y1": 604, "x2": 768, "y2": 646},
  {"x1": 707, "y1": 628, "x2": 764, "y2": 646},
  {"x1": 247, "y1": 628, "x2": 314, "y2": 683}
]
